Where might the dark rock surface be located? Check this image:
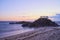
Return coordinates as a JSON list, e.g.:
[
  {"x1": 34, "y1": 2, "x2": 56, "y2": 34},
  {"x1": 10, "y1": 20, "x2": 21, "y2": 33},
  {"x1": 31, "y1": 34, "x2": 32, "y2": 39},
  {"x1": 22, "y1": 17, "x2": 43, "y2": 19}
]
[
  {"x1": 29, "y1": 17, "x2": 58, "y2": 27},
  {"x1": 9, "y1": 21, "x2": 31, "y2": 24},
  {"x1": 22, "y1": 16, "x2": 59, "y2": 27},
  {"x1": 21, "y1": 22, "x2": 32, "y2": 27}
]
